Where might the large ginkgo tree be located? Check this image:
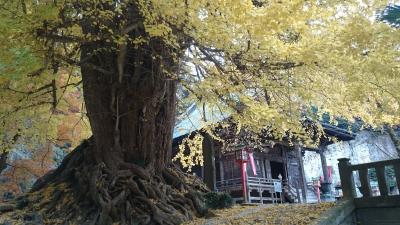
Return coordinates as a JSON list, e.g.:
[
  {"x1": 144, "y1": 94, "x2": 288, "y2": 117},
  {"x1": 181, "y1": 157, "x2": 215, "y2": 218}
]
[{"x1": 0, "y1": 1, "x2": 399, "y2": 224}]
